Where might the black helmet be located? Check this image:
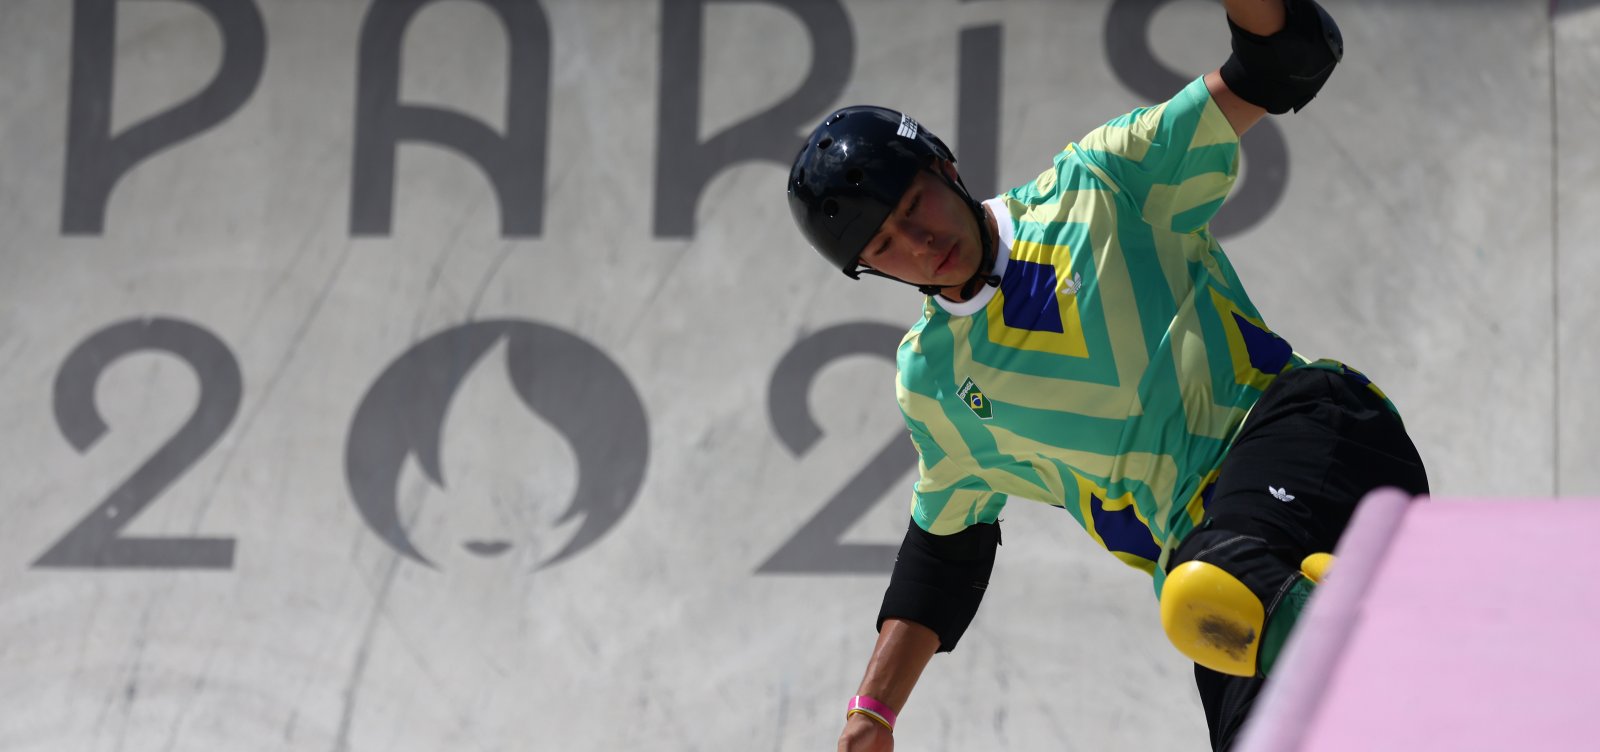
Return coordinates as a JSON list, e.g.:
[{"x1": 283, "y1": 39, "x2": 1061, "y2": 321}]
[{"x1": 787, "y1": 106, "x2": 957, "y2": 275}]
